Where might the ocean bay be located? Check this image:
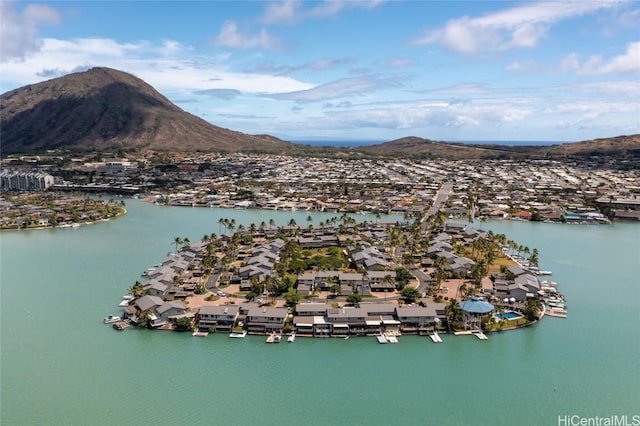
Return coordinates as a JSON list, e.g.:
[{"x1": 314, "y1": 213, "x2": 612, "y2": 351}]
[{"x1": 1, "y1": 200, "x2": 638, "y2": 425}]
